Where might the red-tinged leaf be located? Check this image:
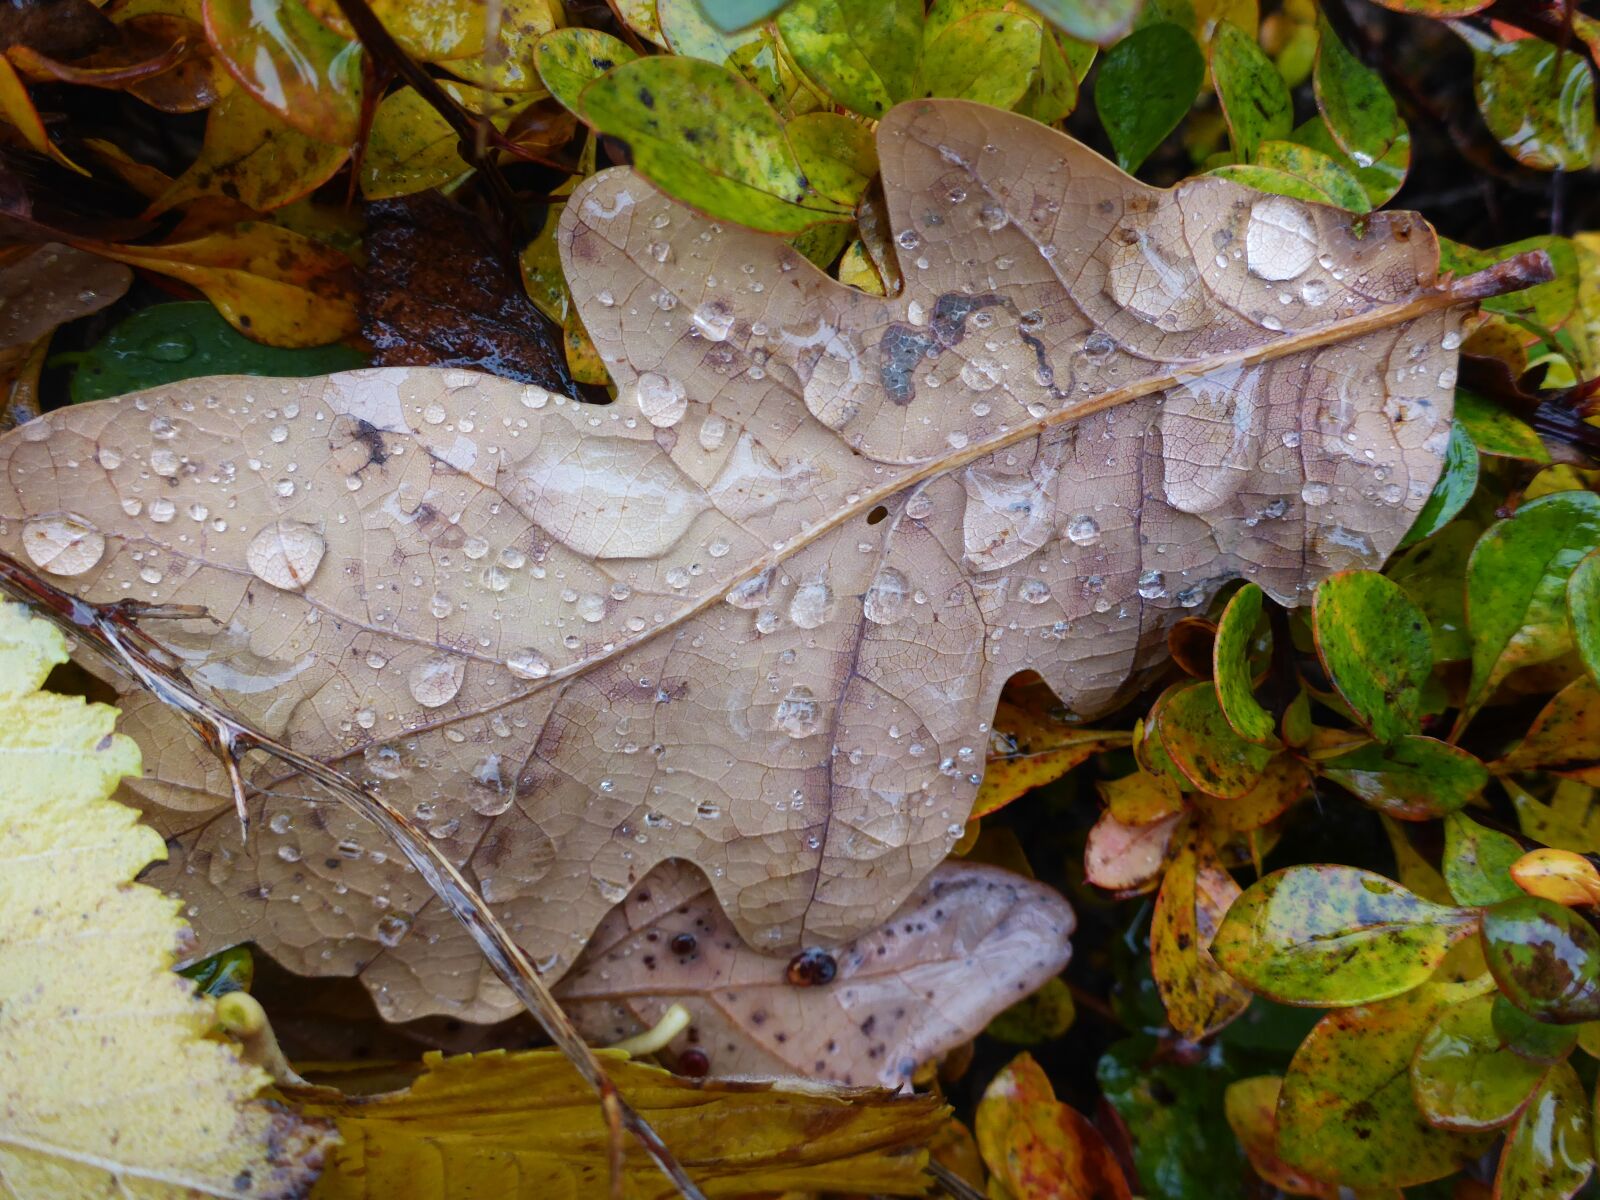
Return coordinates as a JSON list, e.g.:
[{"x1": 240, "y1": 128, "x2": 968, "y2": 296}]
[
  {"x1": 976, "y1": 1052, "x2": 1133, "y2": 1200},
  {"x1": 1212, "y1": 865, "x2": 1481, "y2": 1006},
  {"x1": 1224, "y1": 1076, "x2": 1338, "y2": 1197},
  {"x1": 147, "y1": 89, "x2": 348, "y2": 215},
  {"x1": 1277, "y1": 981, "x2": 1497, "y2": 1188},
  {"x1": 5, "y1": 36, "x2": 188, "y2": 90},
  {"x1": 1497, "y1": 676, "x2": 1600, "y2": 785},
  {"x1": 0, "y1": 54, "x2": 87, "y2": 173},
  {"x1": 71, "y1": 223, "x2": 357, "y2": 348},
  {"x1": 1085, "y1": 809, "x2": 1182, "y2": 893},
  {"x1": 1494, "y1": 1059, "x2": 1594, "y2": 1199},
  {"x1": 1151, "y1": 824, "x2": 1252, "y2": 1041},
  {"x1": 202, "y1": 0, "x2": 362, "y2": 145},
  {"x1": 1157, "y1": 680, "x2": 1276, "y2": 799}
]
